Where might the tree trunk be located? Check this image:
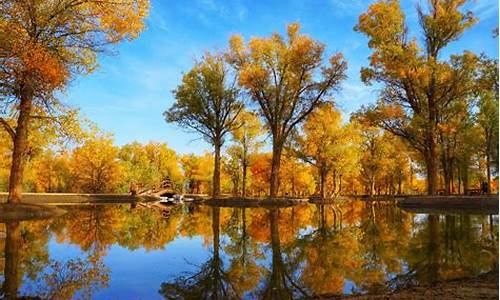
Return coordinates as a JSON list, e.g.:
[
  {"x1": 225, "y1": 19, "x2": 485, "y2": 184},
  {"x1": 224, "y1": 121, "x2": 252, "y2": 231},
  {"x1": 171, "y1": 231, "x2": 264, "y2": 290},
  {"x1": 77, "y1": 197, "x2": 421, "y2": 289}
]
[
  {"x1": 450, "y1": 164, "x2": 454, "y2": 194},
  {"x1": 269, "y1": 138, "x2": 283, "y2": 198},
  {"x1": 213, "y1": 139, "x2": 222, "y2": 197},
  {"x1": 338, "y1": 173, "x2": 342, "y2": 195},
  {"x1": 457, "y1": 166, "x2": 462, "y2": 195},
  {"x1": 397, "y1": 173, "x2": 402, "y2": 195},
  {"x1": 369, "y1": 175, "x2": 375, "y2": 197},
  {"x1": 426, "y1": 147, "x2": 438, "y2": 196},
  {"x1": 242, "y1": 156, "x2": 247, "y2": 198},
  {"x1": 8, "y1": 85, "x2": 34, "y2": 203},
  {"x1": 486, "y1": 149, "x2": 491, "y2": 194},
  {"x1": 462, "y1": 166, "x2": 469, "y2": 195},
  {"x1": 332, "y1": 169, "x2": 337, "y2": 194},
  {"x1": 232, "y1": 178, "x2": 239, "y2": 196},
  {"x1": 443, "y1": 162, "x2": 451, "y2": 196},
  {"x1": 319, "y1": 166, "x2": 326, "y2": 199}
]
